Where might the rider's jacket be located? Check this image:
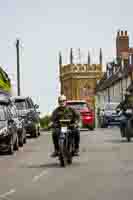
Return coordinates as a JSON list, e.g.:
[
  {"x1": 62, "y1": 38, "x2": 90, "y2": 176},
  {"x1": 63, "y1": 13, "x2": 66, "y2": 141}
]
[
  {"x1": 117, "y1": 94, "x2": 133, "y2": 111},
  {"x1": 51, "y1": 106, "x2": 80, "y2": 124}
]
